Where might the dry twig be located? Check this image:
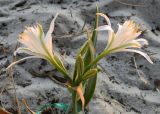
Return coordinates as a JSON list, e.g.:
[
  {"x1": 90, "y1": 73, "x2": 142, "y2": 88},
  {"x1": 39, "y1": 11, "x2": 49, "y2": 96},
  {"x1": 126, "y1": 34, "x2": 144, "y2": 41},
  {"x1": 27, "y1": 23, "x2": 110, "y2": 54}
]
[
  {"x1": 7, "y1": 43, "x2": 21, "y2": 114},
  {"x1": 114, "y1": 0, "x2": 145, "y2": 7}
]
